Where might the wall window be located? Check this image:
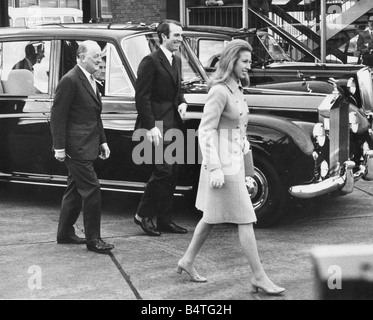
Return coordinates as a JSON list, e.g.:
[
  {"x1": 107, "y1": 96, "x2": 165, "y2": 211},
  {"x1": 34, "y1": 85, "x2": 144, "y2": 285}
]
[
  {"x1": 11, "y1": 0, "x2": 81, "y2": 9},
  {"x1": 101, "y1": 0, "x2": 112, "y2": 17},
  {"x1": 19, "y1": 0, "x2": 38, "y2": 7},
  {"x1": 61, "y1": 0, "x2": 81, "y2": 9},
  {"x1": 39, "y1": 0, "x2": 59, "y2": 7}
]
